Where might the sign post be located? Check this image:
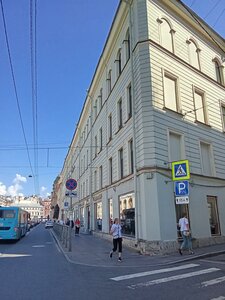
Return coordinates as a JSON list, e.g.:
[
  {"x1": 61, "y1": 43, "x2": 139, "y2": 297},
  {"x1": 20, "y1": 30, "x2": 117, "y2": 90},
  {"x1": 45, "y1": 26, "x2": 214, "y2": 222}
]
[
  {"x1": 65, "y1": 179, "x2": 78, "y2": 218},
  {"x1": 172, "y1": 160, "x2": 190, "y2": 205}
]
